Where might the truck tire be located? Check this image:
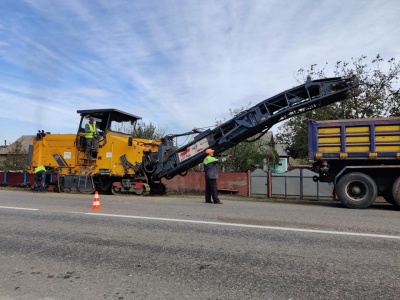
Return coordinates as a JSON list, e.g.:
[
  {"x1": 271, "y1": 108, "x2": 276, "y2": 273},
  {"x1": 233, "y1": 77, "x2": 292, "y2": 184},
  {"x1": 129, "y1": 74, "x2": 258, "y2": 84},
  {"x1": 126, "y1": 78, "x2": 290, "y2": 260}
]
[
  {"x1": 382, "y1": 193, "x2": 398, "y2": 206},
  {"x1": 336, "y1": 172, "x2": 377, "y2": 209},
  {"x1": 391, "y1": 176, "x2": 400, "y2": 206}
]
